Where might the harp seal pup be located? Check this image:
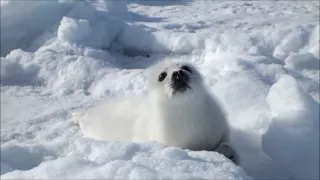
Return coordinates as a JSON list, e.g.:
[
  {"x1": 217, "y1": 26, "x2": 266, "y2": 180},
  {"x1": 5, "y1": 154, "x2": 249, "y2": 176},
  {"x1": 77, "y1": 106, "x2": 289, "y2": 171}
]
[{"x1": 73, "y1": 60, "x2": 238, "y2": 164}]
